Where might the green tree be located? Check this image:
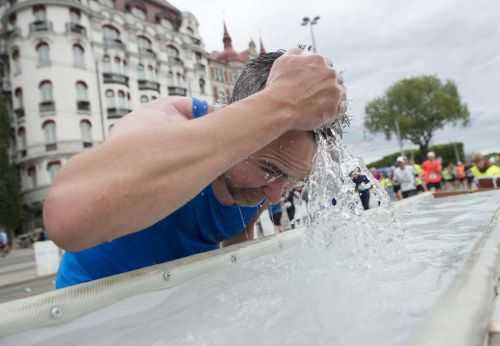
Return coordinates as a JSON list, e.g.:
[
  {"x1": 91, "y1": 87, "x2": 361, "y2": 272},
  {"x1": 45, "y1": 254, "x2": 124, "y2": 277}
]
[
  {"x1": 364, "y1": 75, "x2": 470, "y2": 155},
  {"x1": 0, "y1": 97, "x2": 23, "y2": 237}
]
